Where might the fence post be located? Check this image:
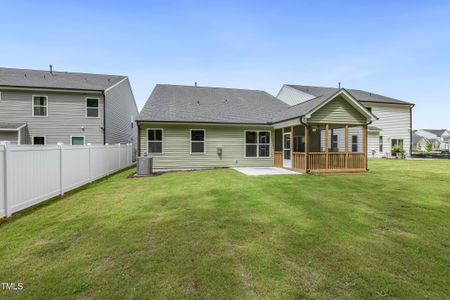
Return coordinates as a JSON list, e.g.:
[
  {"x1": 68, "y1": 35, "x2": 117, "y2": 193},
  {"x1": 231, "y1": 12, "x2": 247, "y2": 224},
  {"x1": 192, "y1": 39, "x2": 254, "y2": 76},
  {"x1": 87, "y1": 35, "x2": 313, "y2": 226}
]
[
  {"x1": 4, "y1": 145, "x2": 11, "y2": 217},
  {"x1": 88, "y1": 144, "x2": 92, "y2": 182},
  {"x1": 118, "y1": 144, "x2": 121, "y2": 170},
  {"x1": 105, "y1": 144, "x2": 110, "y2": 175},
  {"x1": 128, "y1": 144, "x2": 131, "y2": 166},
  {"x1": 59, "y1": 144, "x2": 64, "y2": 196}
]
